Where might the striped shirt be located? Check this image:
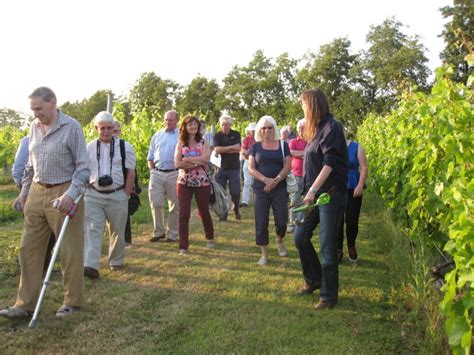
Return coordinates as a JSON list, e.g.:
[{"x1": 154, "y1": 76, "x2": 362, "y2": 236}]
[
  {"x1": 147, "y1": 128, "x2": 178, "y2": 170},
  {"x1": 20, "y1": 111, "x2": 90, "y2": 200}
]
